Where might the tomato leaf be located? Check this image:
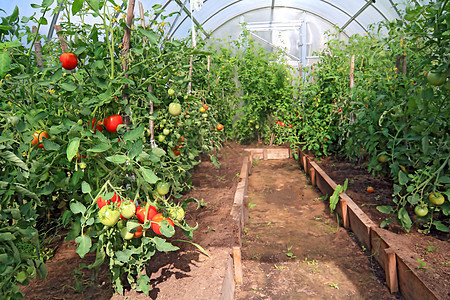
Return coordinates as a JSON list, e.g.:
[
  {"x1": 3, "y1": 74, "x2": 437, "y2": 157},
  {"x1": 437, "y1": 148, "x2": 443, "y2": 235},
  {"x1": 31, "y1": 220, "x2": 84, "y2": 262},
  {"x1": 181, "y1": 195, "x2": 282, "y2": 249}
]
[
  {"x1": 61, "y1": 82, "x2": 77, "y2": 91},
  {"x1": 129, "y1": 139, "x2": 143, "y2": 160},
  {"x1": 126, "y1": 221, "x2": 141, "y2": 232},
  {"x1": 137, "y1": 27, "x2": 158, "y2": 45},
  {"x1": 65, "y1": 217, "x2": 81, "y2": 241},
  {"x1": 152, "y1": 147, "x2": 166, "y2": 158},
  {"x1": 81, "y1": 181, "x2": 91, "y2": 194},
  {"x1": 88, "y1": 246, "x2": 106, "y2": 269},
  {"x1": 106, "y1": 154, "x2": 128, "y2": 164},
  {"x1": 397, "y1": 207, "x2": 411, "y2": 232},
  {"x1": 70, "y1": 201, "x2": 86, "y2": 215},
  {"x1": 158, "y1": 220, "x2": 175, "y2": 238},
  {"x1": 87, "y1": 142, "x2": 111, "y2": 153},
  {"x1": 72, "y1": 0, "x2": 85, "y2": 15},
  {"x1": 123, "y1": 125, "x2": 144, "y2": 141},
  {"x1": 0, "y1": 150, "x2": 28, "y2": 171},
  {"x1": 15, "y1": 184, "x2": 39, "y2": 201},
  {"x1": 137, "y1": 274, "x2": 151, "y2": 295},
  {"x1": 75, "y1": 234, "x2": 92, "y2": 259},
  {"x1": 398, "y1": 170, "x2": 409, "y2": 185},
  {"x1": 87, "y1": 0, "x2": 100, "y2": 13},
  {"x1": 42, "y1": 138, "x2": 60, "y2": 151},
  {"x1": 376, "y1": 206, "x2": 393, "y2": 214},
  {"x1": 433, "y1": 221, "x2": 450, "y2": 232},
  {"x1": 380, "y1": 217, "x2": 393, "y2": 228},
  {"x1": 0, "y1": 232, "x2": 15, "y2": 242},
  {"x1": 0, "y1": 50, "x2": 12, "y2": 78},
  {"x1": 67, "y1": 138, "x2": 80, "y2": 161},
  {"x1": 140, "y1": 167, "x2": 159, "y2": 184},
  {"x1": 153, "y1": 236, "x2": 179, "y2": 251}
]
